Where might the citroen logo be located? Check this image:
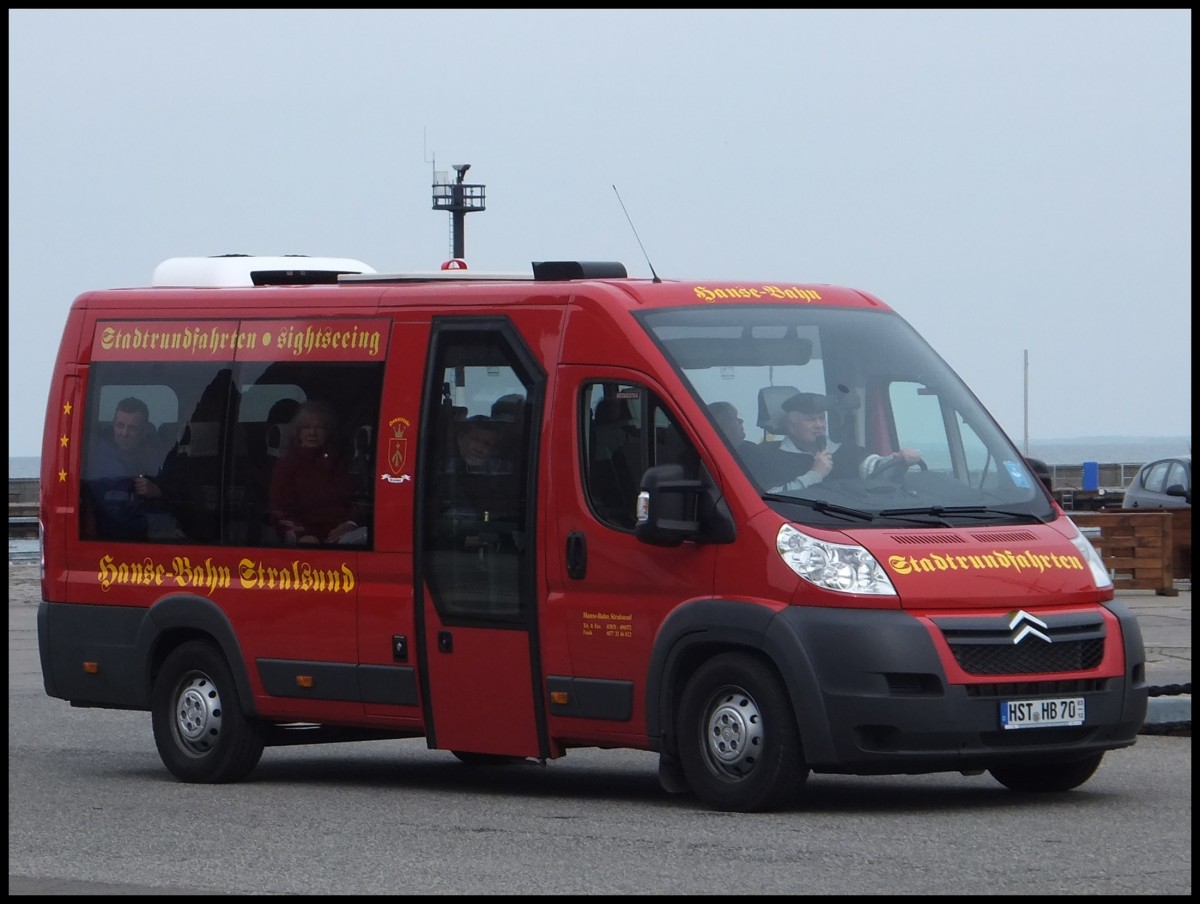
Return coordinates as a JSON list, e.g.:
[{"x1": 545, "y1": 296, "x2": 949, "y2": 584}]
[{"x1": 1007, "y1": 610, "x2": 1051, "y2": 644}]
